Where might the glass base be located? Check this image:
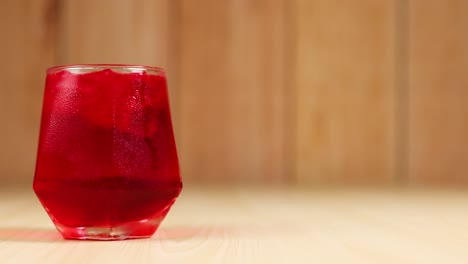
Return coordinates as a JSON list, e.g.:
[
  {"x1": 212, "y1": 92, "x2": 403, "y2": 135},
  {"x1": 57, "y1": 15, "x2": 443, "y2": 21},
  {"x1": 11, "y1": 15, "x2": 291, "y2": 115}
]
[{"x1": 55, "y1": 220, "x2": 162, "y2": 240}]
